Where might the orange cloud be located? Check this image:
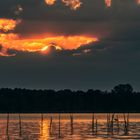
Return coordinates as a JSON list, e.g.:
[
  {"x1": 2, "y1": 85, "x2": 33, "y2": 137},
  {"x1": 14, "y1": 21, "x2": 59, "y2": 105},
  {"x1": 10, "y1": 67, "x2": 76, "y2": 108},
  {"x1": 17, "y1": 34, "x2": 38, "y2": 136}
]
[
  {"x1": 45, "y1": 0, "x2": 82, "y2": 10},
  {"x1": 0, "y1": 35, "x2": 98, "y2": 55},
  {"x1": 0, "y1": 18, "x2": 98, "y2": 56},
  {"x1": 62, "y1": 0, "x2": 82, "y2": 10},
  {"x1": 0, "y1": 18, "x2": 21, "y2": 32},
  {"x1": 45, "y1": 0, "x2": 56, "y2": 5},
  {"x1": 137, "y1": 0, "x2": 140, "y2": 4},
  {"x1": 105, "y1": 0, "x2": 140, "y2": 7},
  {"x1": 105, "y1": 0, "x2": 112, "y2": 7}
]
